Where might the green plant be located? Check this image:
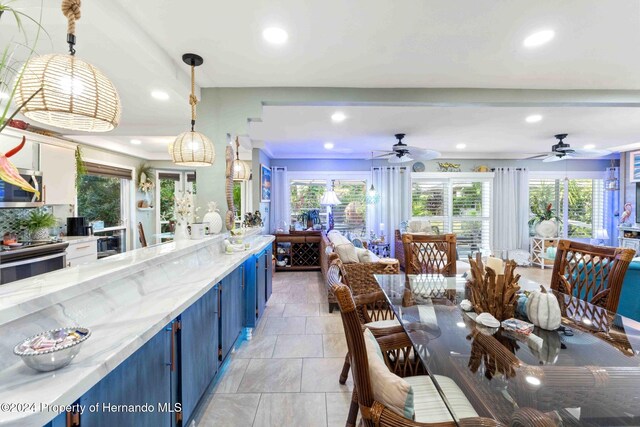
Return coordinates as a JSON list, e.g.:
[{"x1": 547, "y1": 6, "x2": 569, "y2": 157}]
[
  {"x1": 75, "y1": 146, "x2": 87, "y2": 190},
  {"x1": 529, "y1": 202, "x2": 560, "y2": 226},
  {"x1": 22, "y1": 208, "x2": 56, "y2": 231}
]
